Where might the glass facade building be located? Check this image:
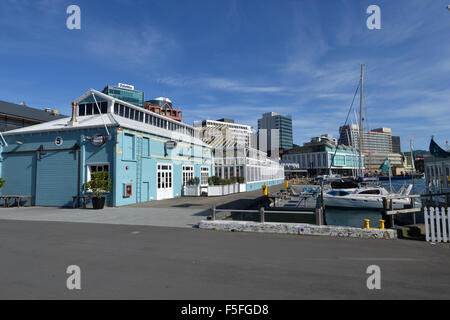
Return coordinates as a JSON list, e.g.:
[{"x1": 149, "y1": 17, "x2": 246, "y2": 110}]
[
  {"x1": 257, "y1": 112, "x2": 293, "y2": 155},
  {"x1": 103, "y1": 86, "x2": 144, "y2": 107}
]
